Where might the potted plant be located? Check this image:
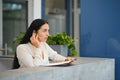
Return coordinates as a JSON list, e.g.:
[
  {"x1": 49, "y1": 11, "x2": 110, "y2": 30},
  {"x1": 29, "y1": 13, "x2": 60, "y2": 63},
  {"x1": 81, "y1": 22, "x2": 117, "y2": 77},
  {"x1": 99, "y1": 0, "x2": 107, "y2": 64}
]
[
  {"x1": 13, "y1": 32, "x2": 26, "y2": 44},
  {"x1": 46, "y1": 32, "x2": 78, "y2": 57}
]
